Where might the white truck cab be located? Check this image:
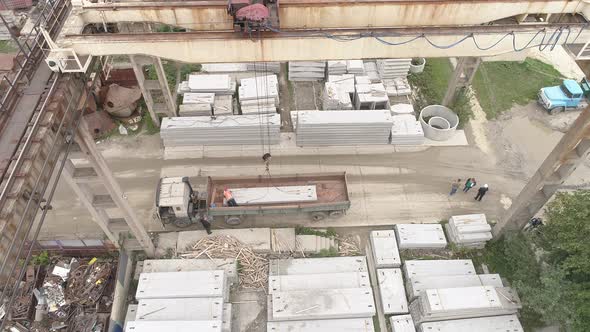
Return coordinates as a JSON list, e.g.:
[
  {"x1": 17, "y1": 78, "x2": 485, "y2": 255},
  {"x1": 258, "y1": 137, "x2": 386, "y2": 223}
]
[{"x1": 155, "y1": 177, "x2": 194, "y2": 227}]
